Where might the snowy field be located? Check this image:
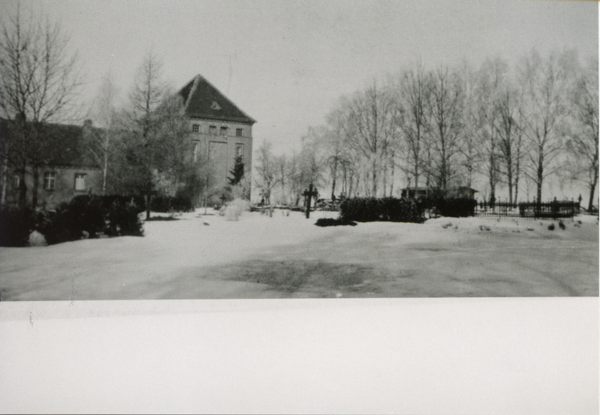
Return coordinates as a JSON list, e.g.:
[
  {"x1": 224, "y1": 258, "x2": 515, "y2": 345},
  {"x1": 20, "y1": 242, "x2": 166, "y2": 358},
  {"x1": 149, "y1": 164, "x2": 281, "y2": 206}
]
[{"x1": 0, "y1": 209, "x2": 598, "y2": 300}]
